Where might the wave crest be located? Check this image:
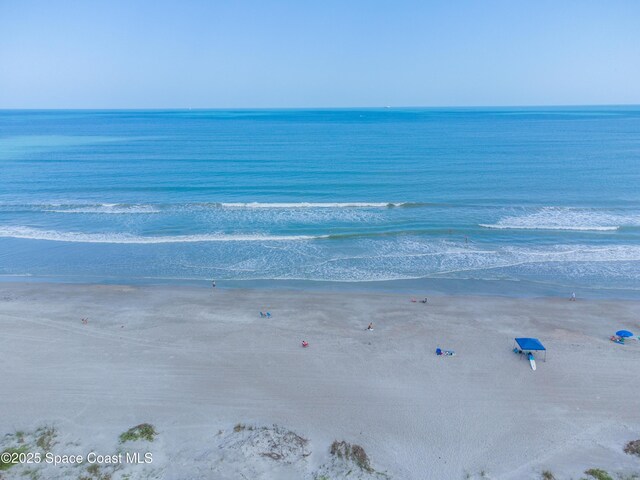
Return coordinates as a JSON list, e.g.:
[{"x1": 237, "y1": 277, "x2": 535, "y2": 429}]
[
  {"x1": 480, "y1": 224, "x2": 619, "y2": 232},
  {"x1": 47, "y1": 204, "x2": 161, "y2": 214},
  {"x1": 213, "y1": 202, "x2": 420, "y2": 209},
  {"x1": 0, "y1": 226, "x2": 321, "y2": 244},
  {"x1": 479, "y1": 207, "x2": 640, "y2": 232},
  {"x1": 0, "y1": 201, "x2": 425, "y2": 214}
]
